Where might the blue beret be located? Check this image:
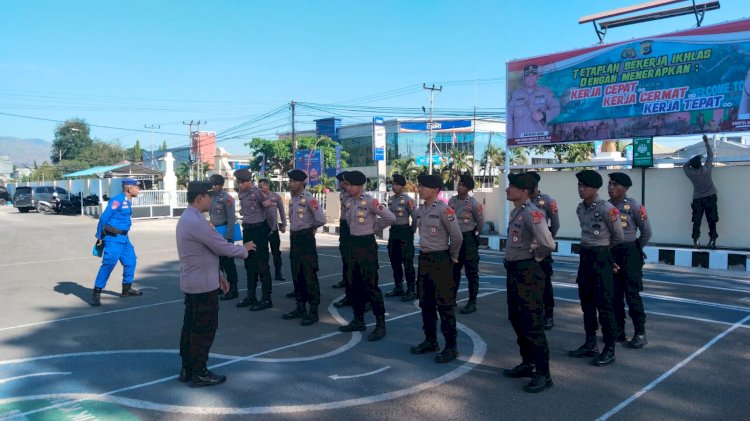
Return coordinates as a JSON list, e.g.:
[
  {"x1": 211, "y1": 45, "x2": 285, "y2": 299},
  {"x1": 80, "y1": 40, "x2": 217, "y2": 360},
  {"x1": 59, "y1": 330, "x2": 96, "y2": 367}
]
[{"x1": 121, "y1": 178, "x2": 138, "y2": 186}]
